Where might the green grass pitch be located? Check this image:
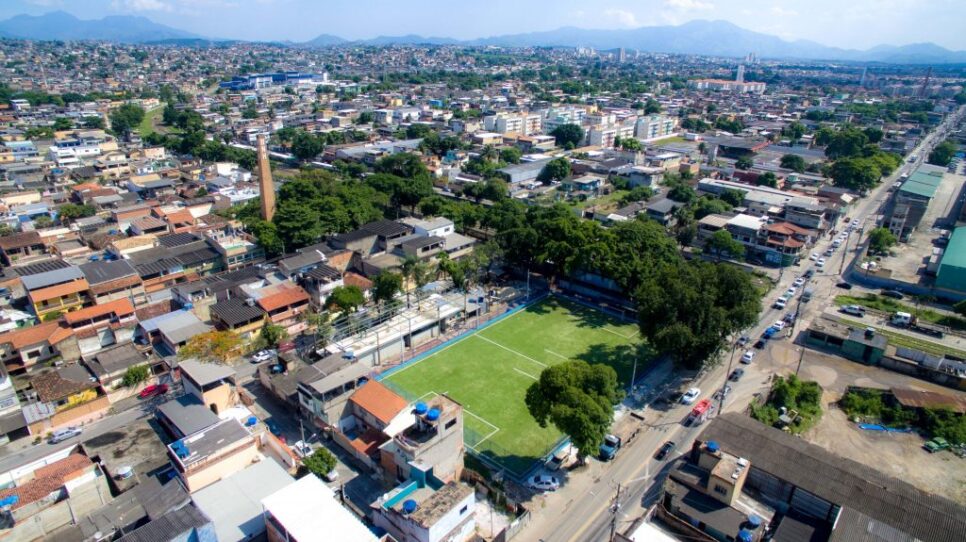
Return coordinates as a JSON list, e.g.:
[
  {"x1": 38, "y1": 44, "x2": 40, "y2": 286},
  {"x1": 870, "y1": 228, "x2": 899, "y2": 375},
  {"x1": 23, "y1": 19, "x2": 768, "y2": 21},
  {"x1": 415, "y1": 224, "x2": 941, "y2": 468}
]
[{"x1": 381, "y1": 296, "x2": 647, "y2": 476}]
